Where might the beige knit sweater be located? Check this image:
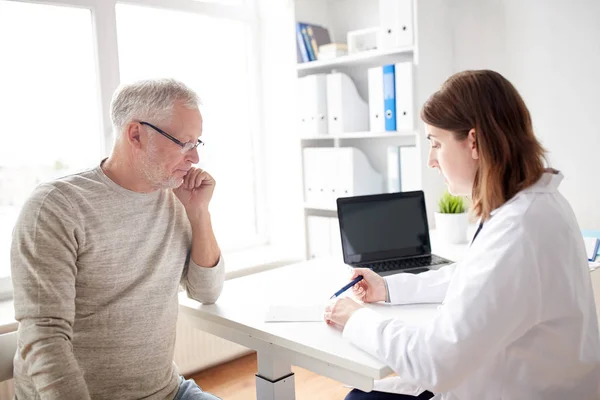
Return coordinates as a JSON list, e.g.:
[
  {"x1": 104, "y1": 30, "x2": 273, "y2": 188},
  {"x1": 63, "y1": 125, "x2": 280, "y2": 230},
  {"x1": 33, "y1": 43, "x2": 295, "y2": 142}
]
[{"x1": 11, "y1": 164, "x2": 224, "y2": 400}]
